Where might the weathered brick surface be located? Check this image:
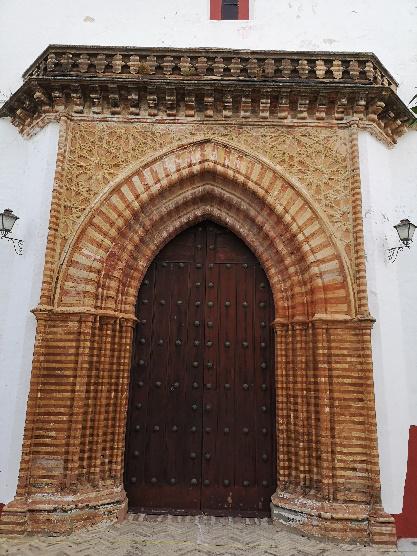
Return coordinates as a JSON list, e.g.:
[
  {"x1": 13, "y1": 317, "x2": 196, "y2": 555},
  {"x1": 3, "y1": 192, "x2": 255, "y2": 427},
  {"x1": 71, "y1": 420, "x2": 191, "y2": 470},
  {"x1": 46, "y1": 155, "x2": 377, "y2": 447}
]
[{"x1": 0, "y1": 126, "x2": 395, "y2": 545}]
